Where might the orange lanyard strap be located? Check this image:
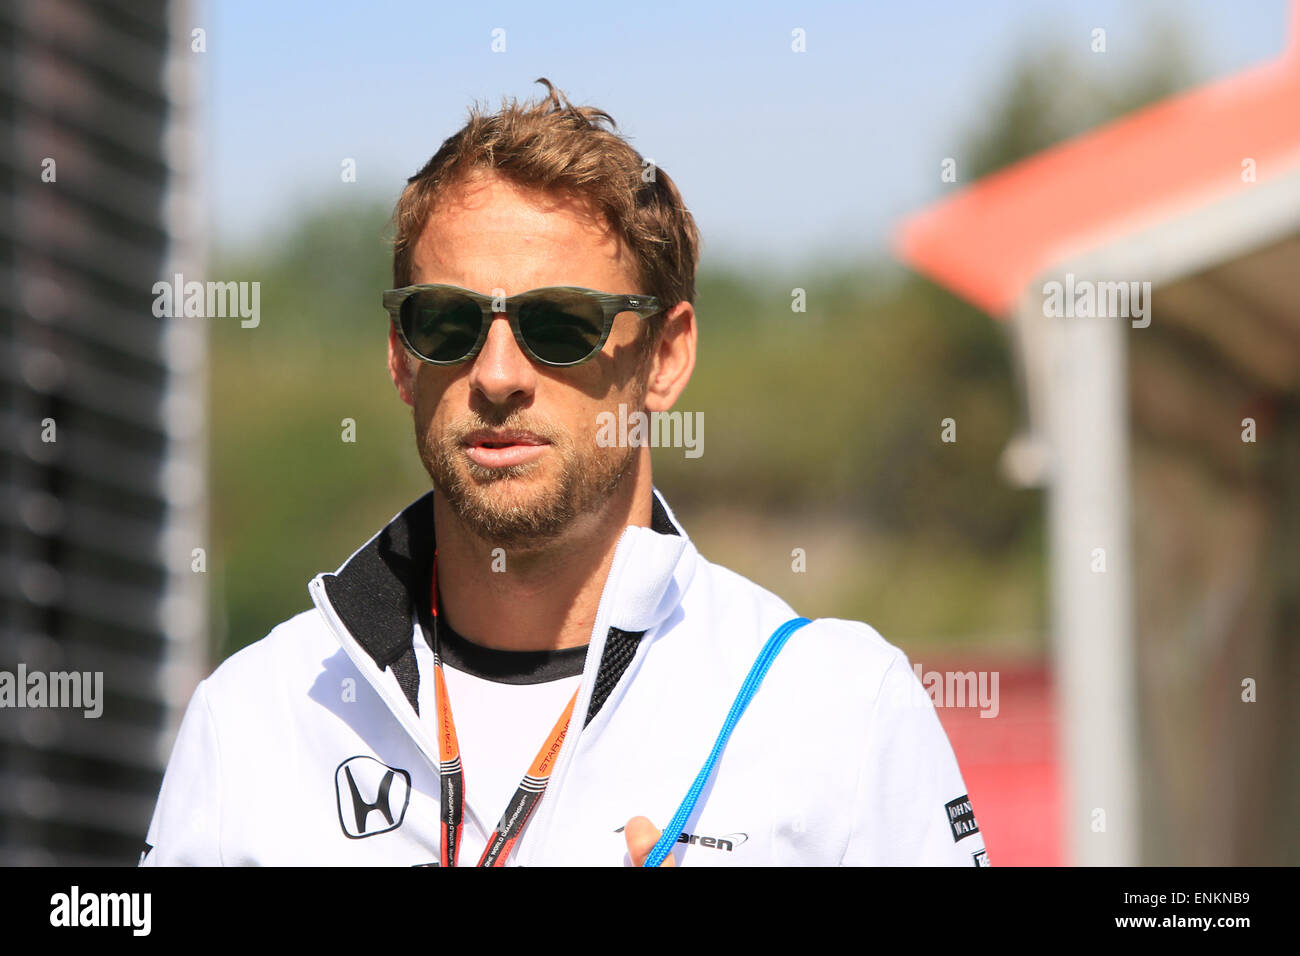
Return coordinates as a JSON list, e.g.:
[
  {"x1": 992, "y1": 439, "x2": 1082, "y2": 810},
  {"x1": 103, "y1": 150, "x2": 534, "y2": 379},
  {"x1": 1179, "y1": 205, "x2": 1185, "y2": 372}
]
[{"x1": 431, "y1": 552, "x2": 579, "y2": 867}]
